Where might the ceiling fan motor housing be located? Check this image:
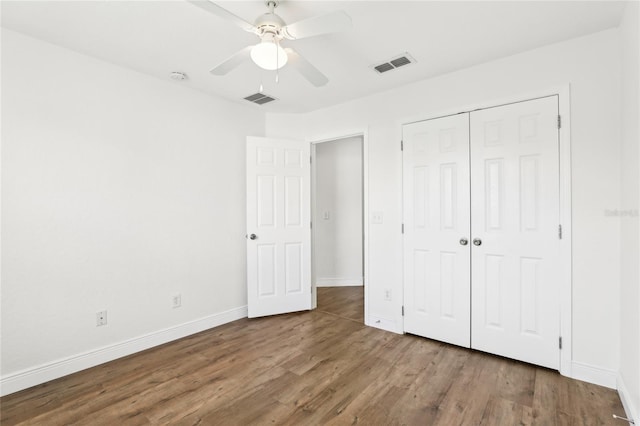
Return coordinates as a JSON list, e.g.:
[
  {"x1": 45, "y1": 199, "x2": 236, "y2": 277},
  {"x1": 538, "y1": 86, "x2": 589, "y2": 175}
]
[{"x1": 254, "y1": 12, "x2": 285, "y2": 39}]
